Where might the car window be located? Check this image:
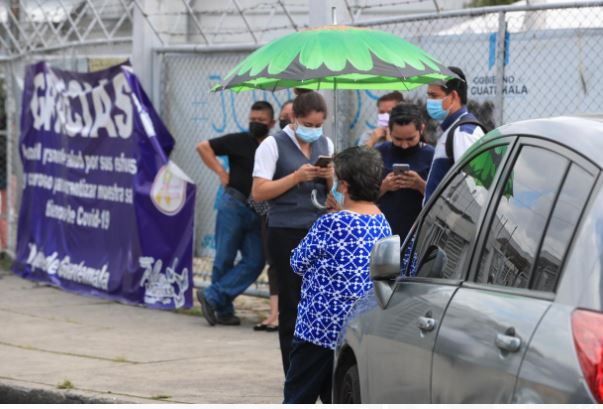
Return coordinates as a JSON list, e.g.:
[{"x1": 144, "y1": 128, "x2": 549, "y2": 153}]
[
  {"x1": 411, "y1": 145, "x2": 508, "y2": 280},
  {"x1": 532, "y1": 164, "x2": 594, "y2": 292},
  {"x1": 561, "y1": 185, "x2": 603, "y2": 306},
  {"x1": 475, "y1": 146, "x2": 568, "y2": 288}
]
